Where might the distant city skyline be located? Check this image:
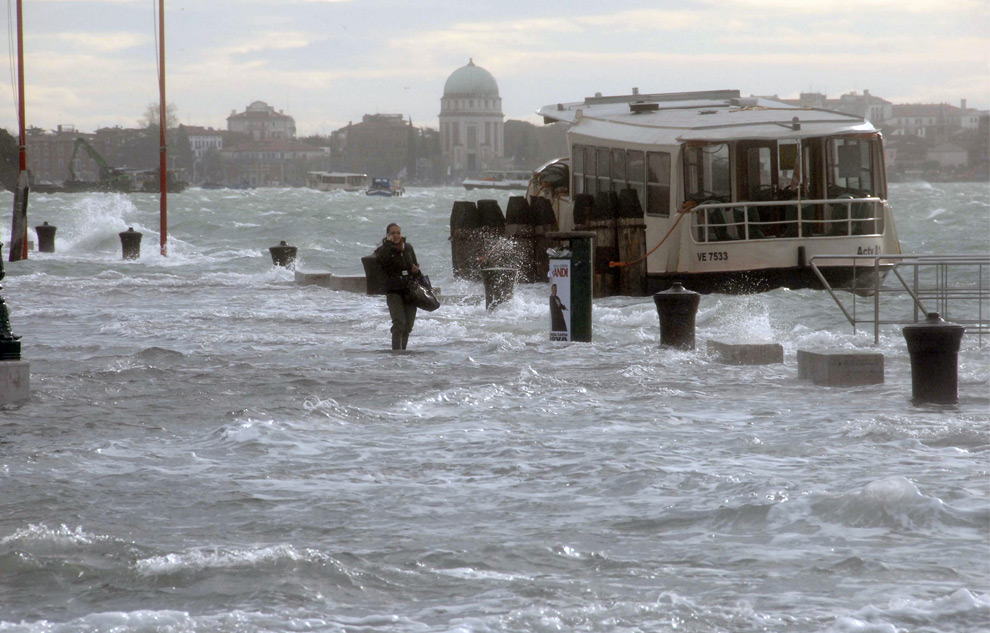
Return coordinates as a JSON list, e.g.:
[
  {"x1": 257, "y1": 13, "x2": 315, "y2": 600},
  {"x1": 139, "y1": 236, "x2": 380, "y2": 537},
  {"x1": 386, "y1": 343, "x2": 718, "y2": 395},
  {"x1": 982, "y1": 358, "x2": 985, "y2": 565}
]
[{"x1": 0, "y1": 0, "x2": 987, "y2": 136}]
